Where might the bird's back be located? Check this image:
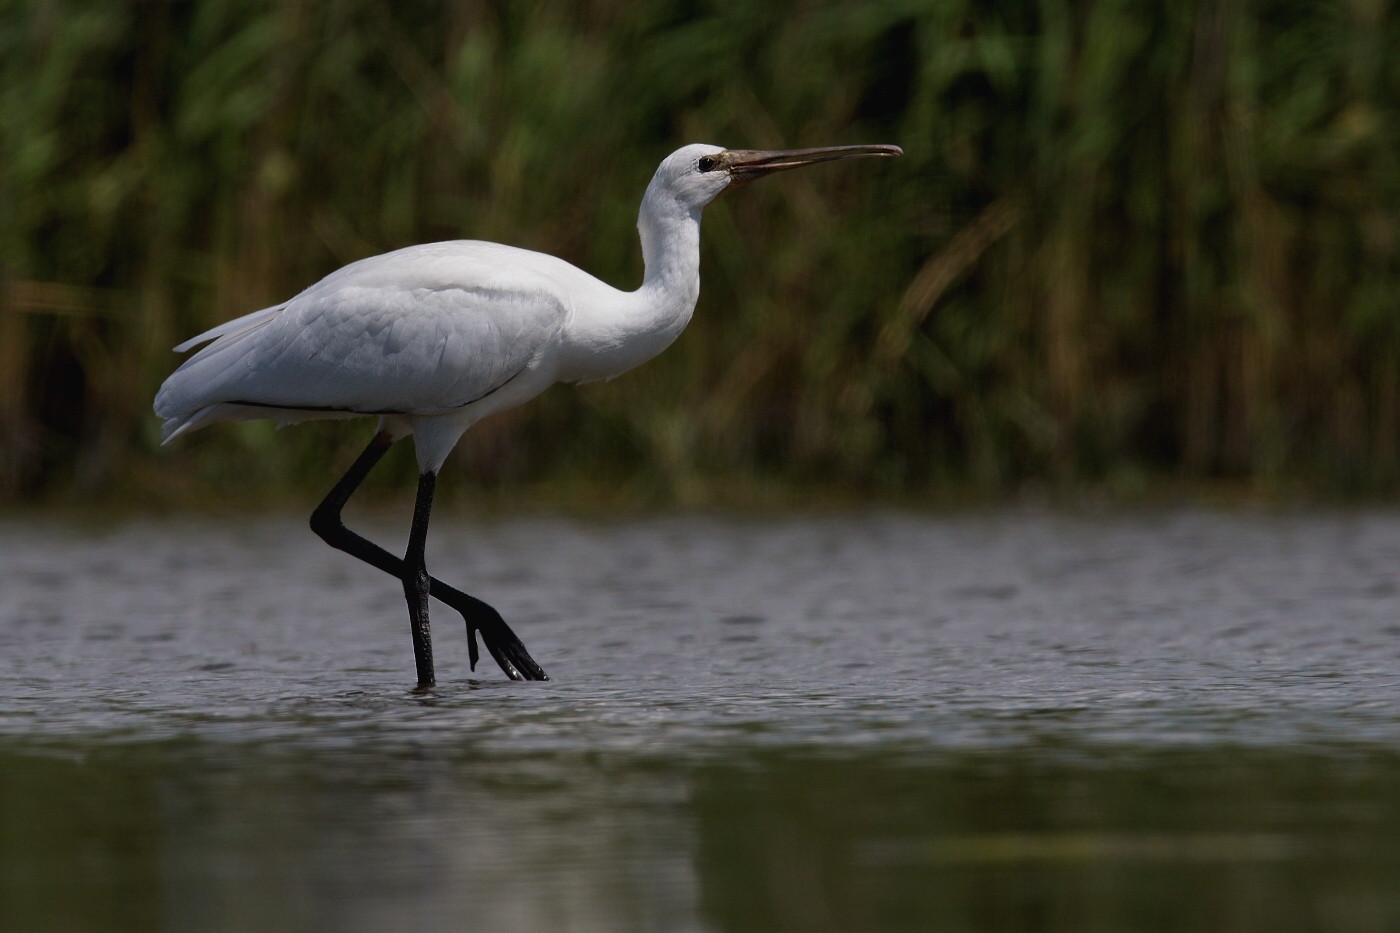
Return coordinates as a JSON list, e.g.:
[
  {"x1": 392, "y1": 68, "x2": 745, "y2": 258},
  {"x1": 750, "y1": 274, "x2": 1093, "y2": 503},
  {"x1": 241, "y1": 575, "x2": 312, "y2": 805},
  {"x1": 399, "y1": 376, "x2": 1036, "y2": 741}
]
[{"x1": 155, "y1": 241, "x2": 605, "y2": 439}]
